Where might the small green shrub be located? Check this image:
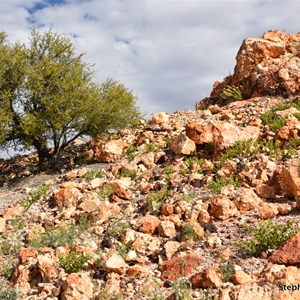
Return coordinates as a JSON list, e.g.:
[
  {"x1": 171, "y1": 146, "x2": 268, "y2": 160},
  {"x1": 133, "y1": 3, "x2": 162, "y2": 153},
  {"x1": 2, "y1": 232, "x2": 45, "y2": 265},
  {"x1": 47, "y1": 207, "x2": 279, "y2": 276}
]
[
  {"x1": 97, "y1": 186, "x2": 114, "y2": 199},
  {"x1": 171, "y1": 278, "x2": 193, "y2": 300},
  {"x1": 180, "y1": 224, "x2": 202, "y2": 242},
  {"x1": 125, "y1": 145, "x2": 138, "y2": 161},
  {"x1": 183, "y1": 156, "x2": 204, "y2": 174},
  {"x1": 208, "y1": 176, "x2": 240, "y2": 193},
  {"x1": 106, "y1": 216, "x2": 131, "y2": 238},
  {"x1": 198, "y1": 287, "x2": 215, "y2": 300},
  {"x1": 146, "y1": 187, "x2": 170, "y2": 211},
  {"x1": 115, "y1": 169, "x2": 137, "y2": 179},
  {"x1": 219, "y1": 139, "x2": 258, "y2": 163},
  {"x1": 145, "y1": 143, "x2": 161, "y2": 153},
  {"x1": 0, "y1": 285, "x2": 20, "y2": 300},
  {"x1": 29, "y1": 224, "x2": 77, "y2": 250},
  {"x1": 220, "y1": 85, "x2": 244, "y2": 101},
  {"x1": 220, "y1": 260, "x2": 235, "y2": 282},
  {"x1": 260, "y1": 111, "x2": 286, "y2": 132},
  {"x1": 18, "y1": 183, "x2": 50, "y2": 210},
  {"x1": 237, "y1": 219, "x2": 300, "y2": 256},
  {"x1": 81, "y1": 168, "x2": 106, "y2": 180},
  {"x1": 58, "y1": 251, "x2": 92, "y2": 273}
]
